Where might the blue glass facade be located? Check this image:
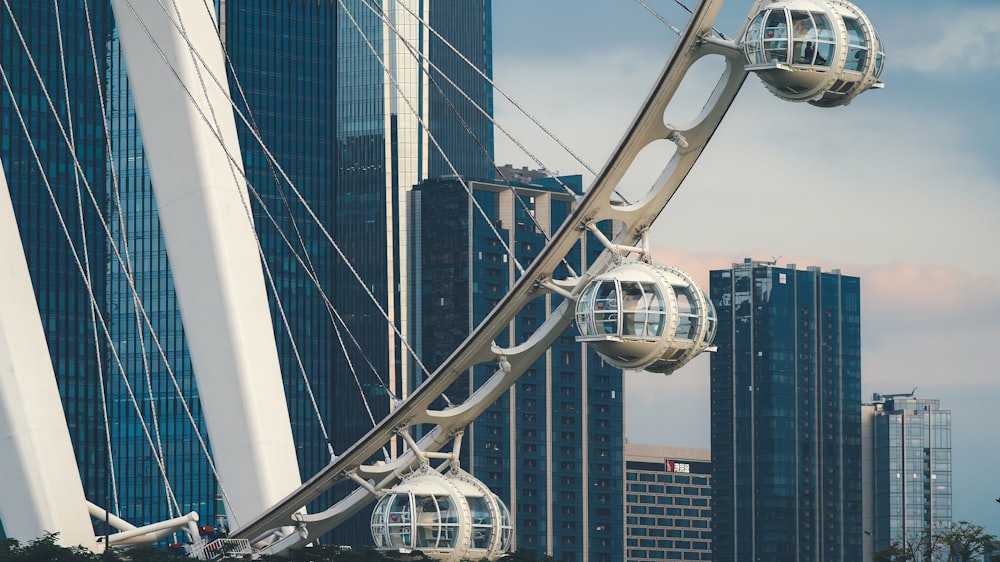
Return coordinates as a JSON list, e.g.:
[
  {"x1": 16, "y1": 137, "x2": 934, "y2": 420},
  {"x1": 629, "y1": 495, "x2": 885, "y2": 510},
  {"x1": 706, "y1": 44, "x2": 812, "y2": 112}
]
[
  {"x1": 2, "y1": 0, "x2": 493, "y2": 547},
  {"x1": 864, "y1": 395, "x2": 951, "y2": 558},
  {"x1": 1, "y1": 0, "x2": 115, "y2": 525},
  {"x1": 412, "y1": 175, "x2": 624, "y2": 562},
  {"x1": 709, "y1": 259, "x2": 862, "y2": 562},
  {"x1": 427, "y1": 1, "x2": 495, "y2": 180}
]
